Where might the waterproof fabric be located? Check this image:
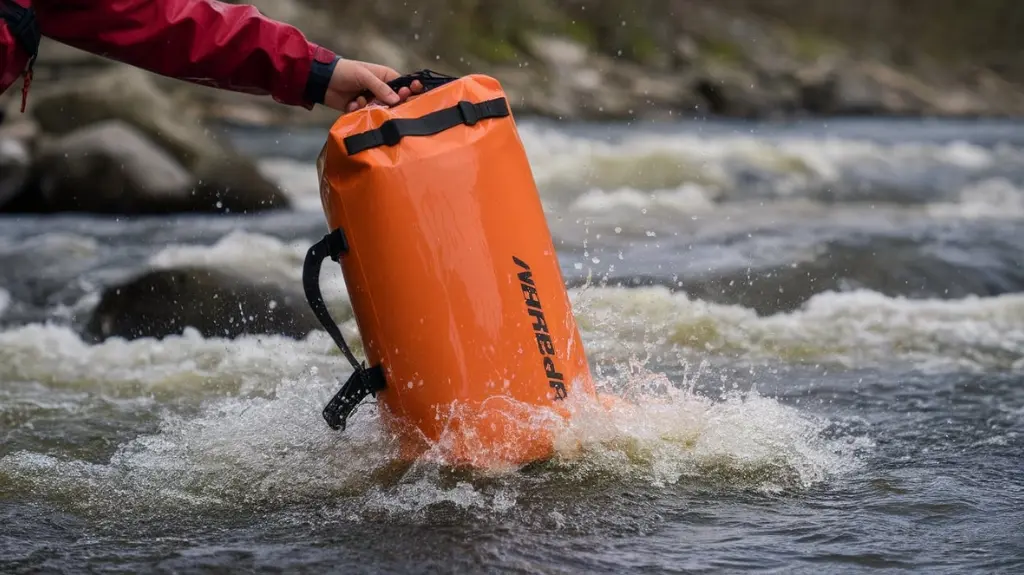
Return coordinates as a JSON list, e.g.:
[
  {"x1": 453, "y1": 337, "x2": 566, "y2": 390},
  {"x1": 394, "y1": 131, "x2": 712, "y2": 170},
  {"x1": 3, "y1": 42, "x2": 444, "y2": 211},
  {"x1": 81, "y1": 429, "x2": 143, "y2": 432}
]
[
  {"x1": 0, "y1": 0, "x2": 337, "y2": 108},
  {"x1": 316, "y1": 73, "x2": 597, "y2": 467}
]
